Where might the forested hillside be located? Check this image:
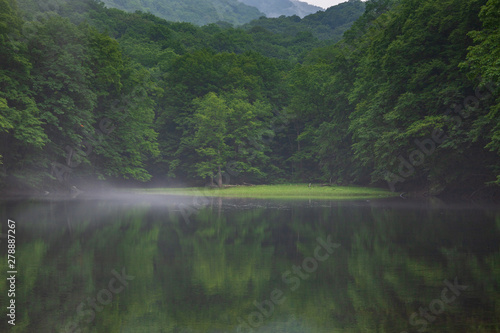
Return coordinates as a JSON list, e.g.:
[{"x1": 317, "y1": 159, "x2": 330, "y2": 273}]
[
  {"x1": 98, "y1": 0, "x2": 264, "y2": 26},
  {"x1": 238, "y1": 0, "x2": 322, "y2": 18},
  {"x1": 1, "y1": 0, "x2": 499, "y2": 196},
  {"x1": 243, "y1": 0, "x2": 365, "y2": 40}
]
